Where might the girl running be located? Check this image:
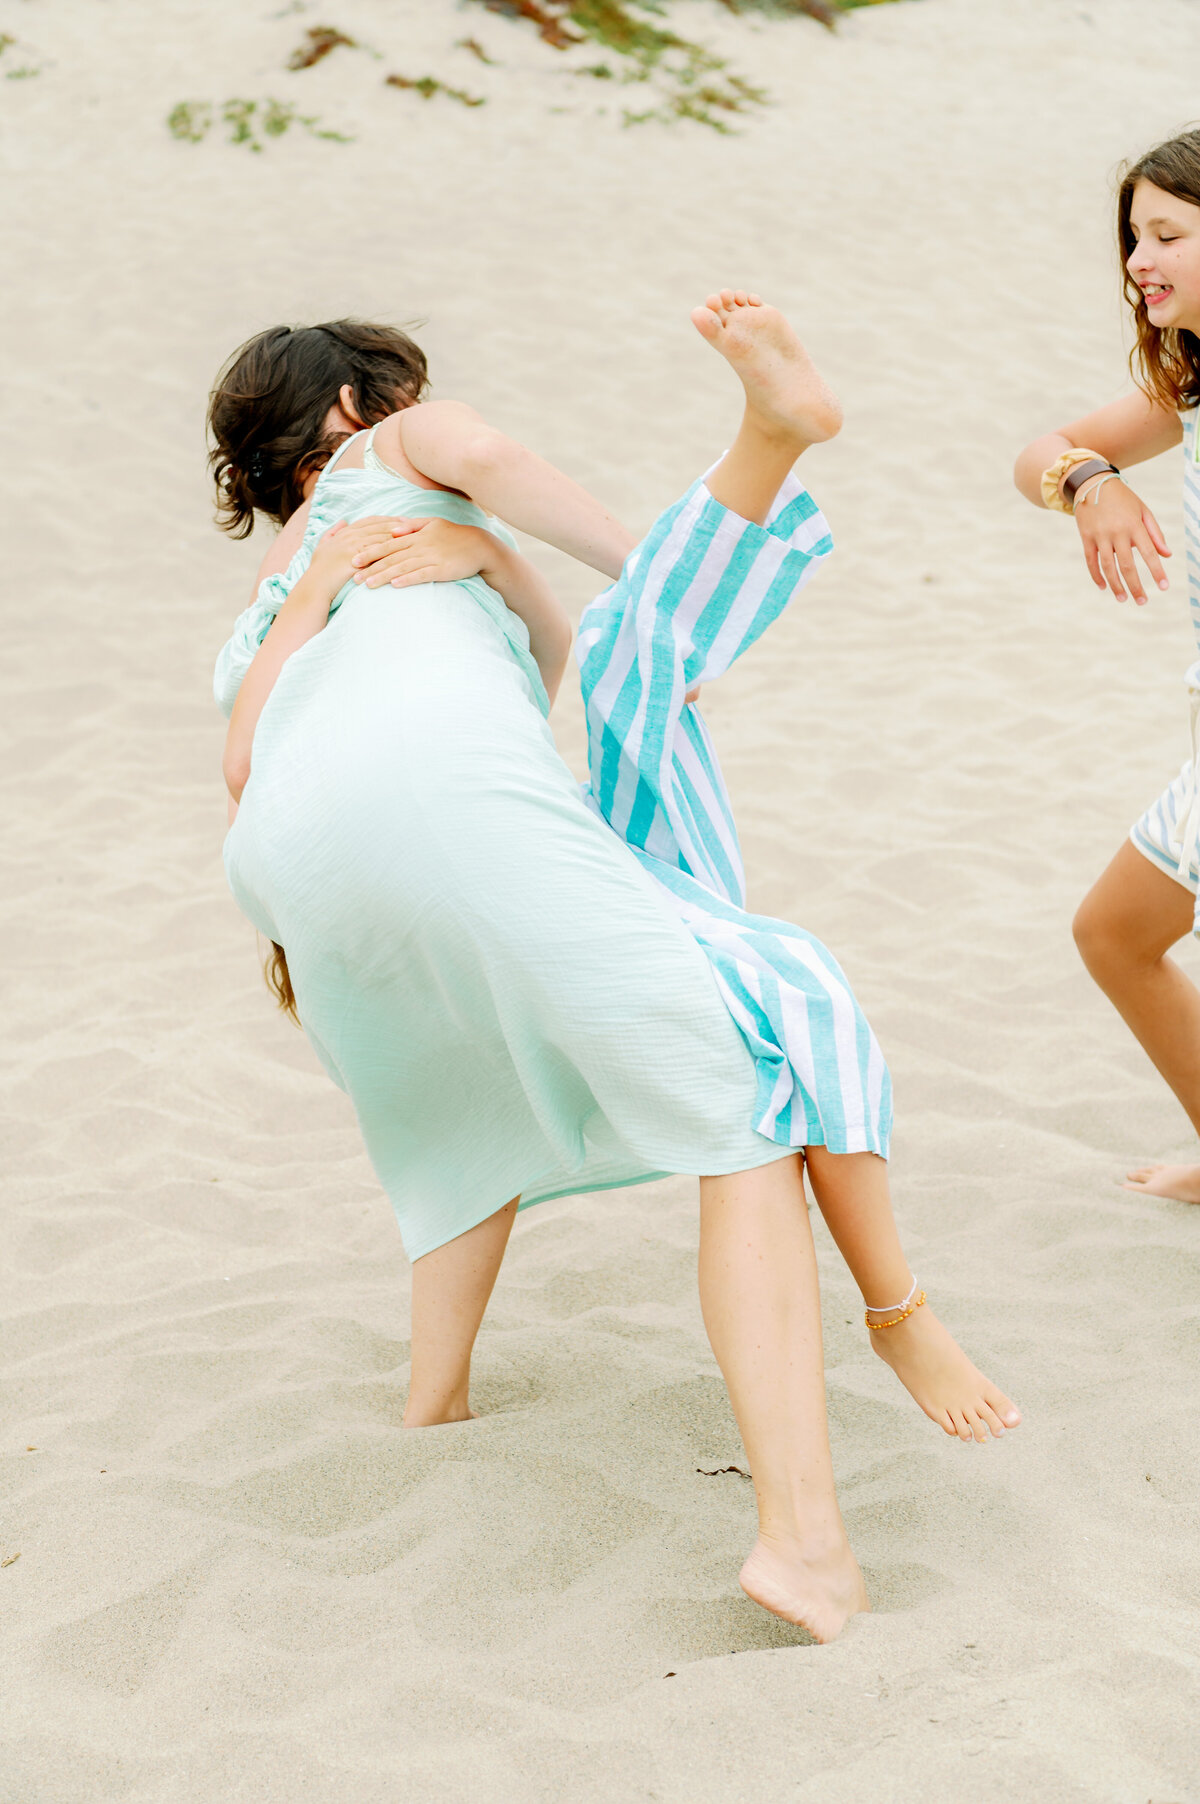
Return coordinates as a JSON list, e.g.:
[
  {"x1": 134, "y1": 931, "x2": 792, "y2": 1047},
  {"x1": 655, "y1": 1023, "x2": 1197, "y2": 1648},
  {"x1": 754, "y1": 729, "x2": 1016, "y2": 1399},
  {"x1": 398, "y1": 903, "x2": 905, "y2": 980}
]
[
  {"x1": 211, "y1": 291, "x2": 1019, "y2": 1643},
  {"x1": 1015, "y1": 130, "x2": 1200, "y2": 1204}
]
